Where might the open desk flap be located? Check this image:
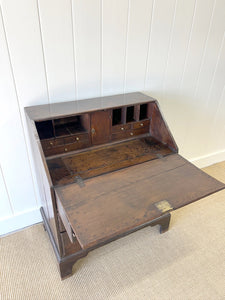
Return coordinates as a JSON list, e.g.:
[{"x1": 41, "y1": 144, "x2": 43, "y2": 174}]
[{"x1": 55, "y1": 154, "x2": 225, "y2": 250}]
